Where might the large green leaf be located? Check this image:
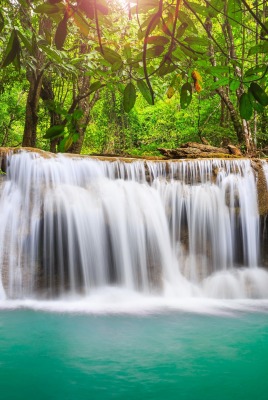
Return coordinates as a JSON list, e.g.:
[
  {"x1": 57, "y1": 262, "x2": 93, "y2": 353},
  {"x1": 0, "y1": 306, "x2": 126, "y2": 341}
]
[
  {"x1": 35, "y1": 3, "x2": 61, "y2": 13},
  {"x1": 207, "y1": 66, "x2": 230, "y2": 77},
  {"x1": 239, "y1": 93, "x2": 252, "y2": 120},
  {"x1": 137, "y1": 80, "x2": 153, "y2": 105},
  {"x1": 123, "y1": 82, "x2": 136, "y2": 113},
  {"x1": 229, "y1": 79, "x2": 240, "y2": 91},
  {"x1": 96, "y1": 0, "x2": 109, "y2": 15},
  {"x1": 146, "y1": 45, "x2": 165, "y2": 58},
  {"x1": 79, "y1": 0, "x2": 95, "y2": 19},
  {"x1": 178, "y1": 11, "x2": 198, "y2": 34},
  {"x1": 58, "y1": 135, "x2": 73, "y2": 152},
  {"x1": 55, "y1": 17, "x2": 68, "y2": 50},
  {"x1": 162, "y1": 11, "x2": 174, "y2": 36},
  {"x1": 181, "y1": 46, "x2": 198, "y2": 60},
  {"x1": 172, "y1": 47, "x2": 188, "y2": 61},
  {"x1": 97, "y1": 46, "x2": 123, "y2": 67},
  {"x1": 248, "y1": 42, "x2": 268, "y2": 56},
  {"x1": 44, "y1": 125, "x2": 65, "y2": 139},
  {"x1": 72, "y1": 133, "x2": 79, "y2": 143},
  {"x1": 112, "y1": 61, "x2": 123, "y2": 71},
  {"x1": 249, "y1": 83, "x2": 268, "y2": 106},
  {"x1": 139, "y1": 14, "x2": 160, "y2": 38},
  {"x1": 17, "y1": 31, "x2": 32, "y2": 53},
  {"x1": 39, "y1": 45, "x2": 63, "y2": 63},
  {"x1": 170, "y1": 74, "x2": 182, "y2": 89},
  {"x1": 89, "y1": 81, "x2": 102, "y2": 94},
  {"x1": 13, "y1": 53, "x2": 21, "y2": 72},
  {"x1": 0, "y1": 10, "x2": 4, "y2": 33},
  {"x1": 123, "y1": 44, "x2": 132, "y2": 60},
  {"x1": 158, "y1": 62, "x2": 177, "y2": 77},
  {"x1": 244, "y1": 65, "x2": 267, "y2": 77},
  {"x1": 184, "y1": 36, "x2": 209, "y2": 47},
  {"x1": 176, "y1": 22, "x2": 188, "y2": 38},
  {"x1": 210, "y1": 77, "x2": 230, "y2": 90},
  {"x1": 180, "y1": 82, "x2": 192, "y2": 109},
  {"x1": 146, "y1": 36, "x2": 169, "y2": 46},
  {"x1": 72, "y1": 109, "x2": 83, "y2": 121},
  {"x1": 73, "y1": 12, "x2": 90, "y2": 36},
  {"x1": 1, "y1": 30, "x2": 20, "y2": 68},
  {"x1": 260, "y1": 21, "x2": 268, "y2": 38},
  {"x1": 250, "y1": 95, "x2": 264, "y2": 113}
]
